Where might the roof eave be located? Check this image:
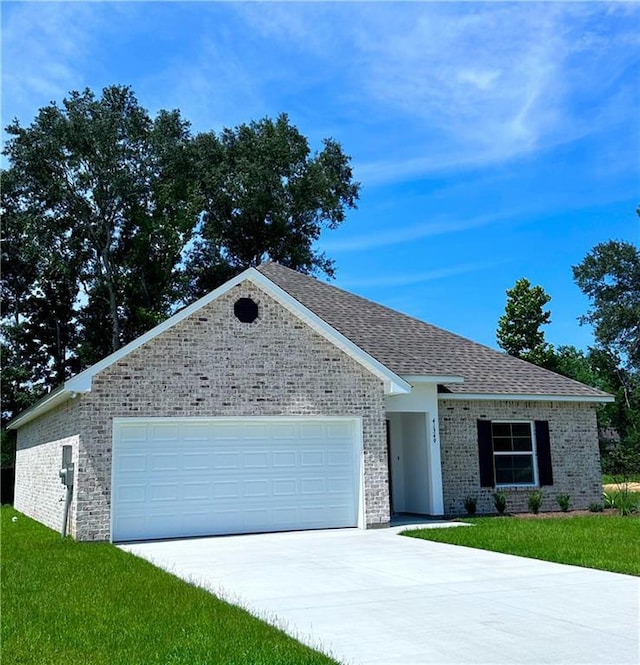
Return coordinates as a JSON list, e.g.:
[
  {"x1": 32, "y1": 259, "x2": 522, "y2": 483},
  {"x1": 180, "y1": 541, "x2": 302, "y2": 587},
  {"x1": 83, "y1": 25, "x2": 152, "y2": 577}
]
[
  {"x1": 438, "y1": 392, "x2": 615, "y2": 403},
  {"x1": 7, "y1": 386, "x2": 79, "y2": 430},
  {"x1": 403, "y1": 375, "x2": 465, "y2": 384}
]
